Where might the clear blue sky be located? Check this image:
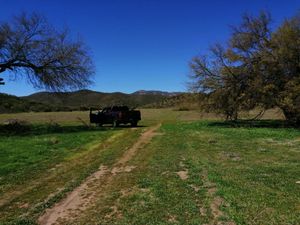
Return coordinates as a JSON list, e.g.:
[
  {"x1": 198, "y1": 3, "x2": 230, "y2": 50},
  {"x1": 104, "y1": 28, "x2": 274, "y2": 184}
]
[{"x1": 0, "y1": 0, "x2": 299, "y2": 96}]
